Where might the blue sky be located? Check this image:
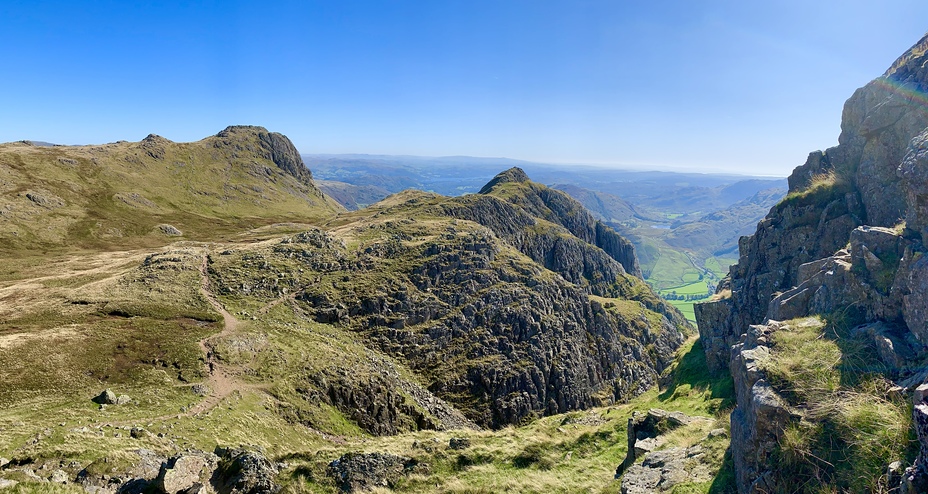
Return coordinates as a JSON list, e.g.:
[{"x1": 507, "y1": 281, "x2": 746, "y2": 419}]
[{"x1": 1, "y1": 1, "x2": 925, "y2": 176}]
